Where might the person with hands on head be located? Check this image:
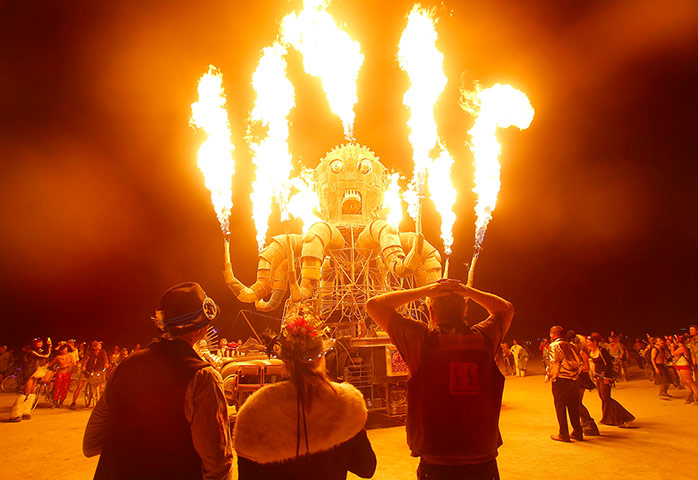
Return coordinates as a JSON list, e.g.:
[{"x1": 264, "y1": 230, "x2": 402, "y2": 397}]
[{"x1": 366, "y1": 279, "x2": 514, "y2": 480}]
